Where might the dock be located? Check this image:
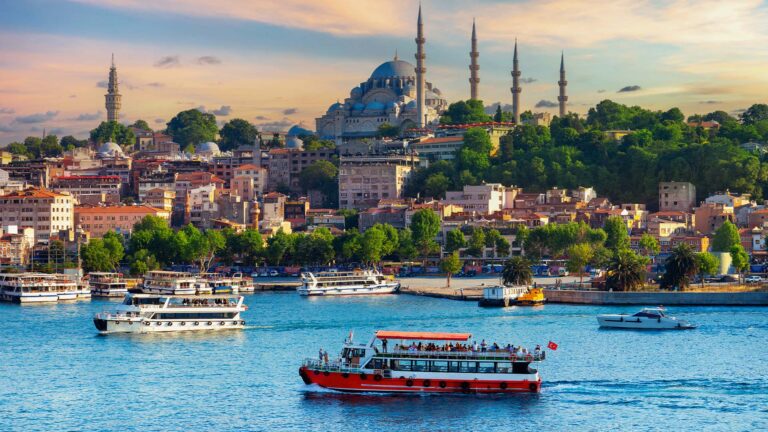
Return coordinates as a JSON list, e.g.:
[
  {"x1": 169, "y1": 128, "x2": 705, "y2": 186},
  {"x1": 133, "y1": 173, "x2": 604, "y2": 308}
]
[{"x1": 400, "y1": 285, "x2": 483, "y2": 301}]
